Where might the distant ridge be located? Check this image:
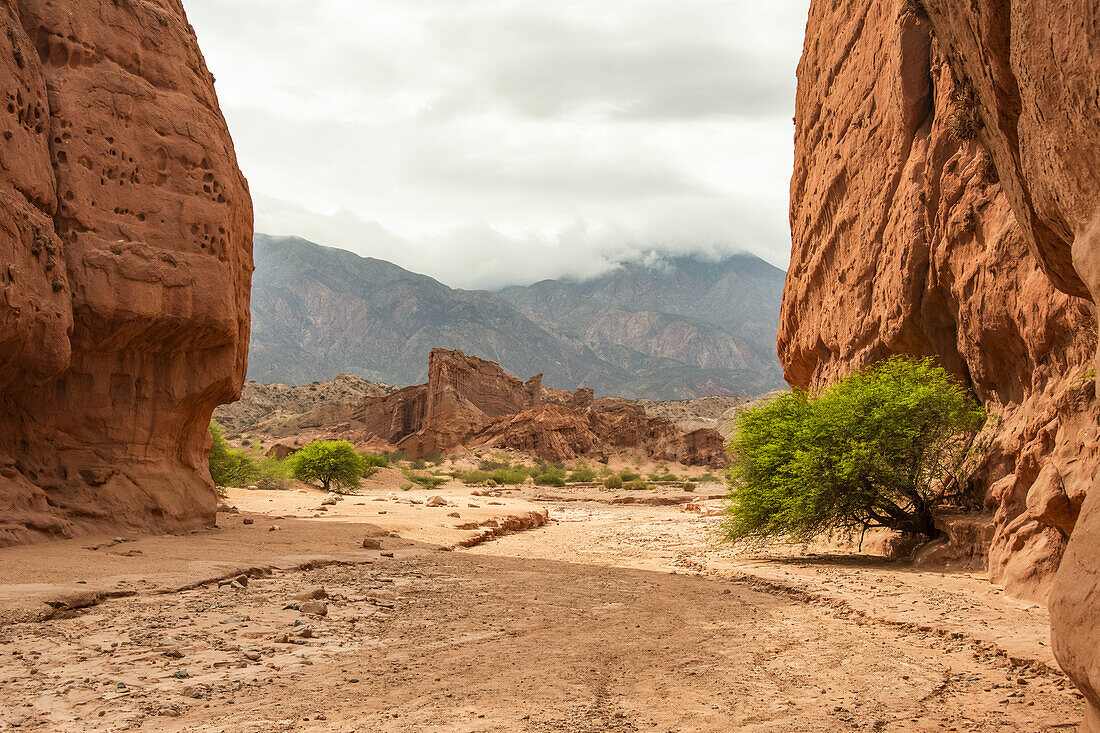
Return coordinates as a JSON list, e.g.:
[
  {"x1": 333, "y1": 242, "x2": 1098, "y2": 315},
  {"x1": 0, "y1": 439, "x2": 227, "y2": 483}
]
[{"x1": 248, "y1": 234, "x2": 786, "y2": 400}]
